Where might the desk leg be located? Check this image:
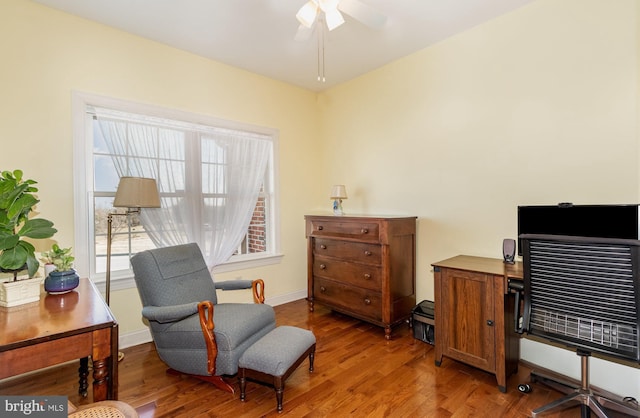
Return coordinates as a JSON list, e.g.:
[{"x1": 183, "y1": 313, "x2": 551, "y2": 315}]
[
  {"x1": 92, "y1": 357, "x2": 109, "y2": 401},
  {"x1": 109, "y1": 323, "x2": 119, "y2": 400},
  {"x1": 78, "y1": 357, "x2": 89, "y2": 397},
  {"x1": 92, "y1": 327, "x2": 115, "y2": 401}
]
